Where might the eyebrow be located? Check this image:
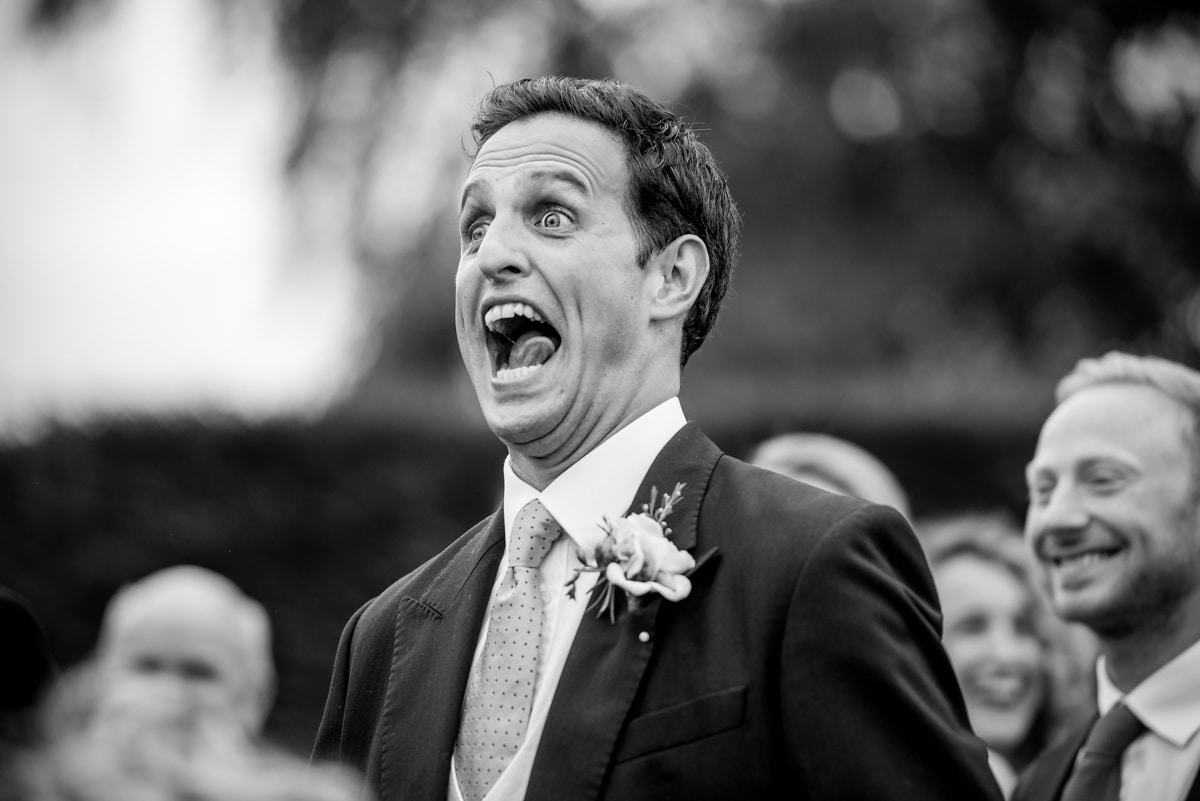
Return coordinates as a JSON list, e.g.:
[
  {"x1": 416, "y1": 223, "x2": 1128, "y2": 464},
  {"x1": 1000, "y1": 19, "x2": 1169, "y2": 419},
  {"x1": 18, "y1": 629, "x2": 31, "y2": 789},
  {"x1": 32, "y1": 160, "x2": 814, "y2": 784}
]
[
  {"x1": 459, "y1": 178, "x2": 490, "y2": 212},
  {"x1": 525, "y1": 168, "x2": 590, "y2": 196},
  {"x1": 459, "y1": 167, "x2": 591, "y2": 211}
]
